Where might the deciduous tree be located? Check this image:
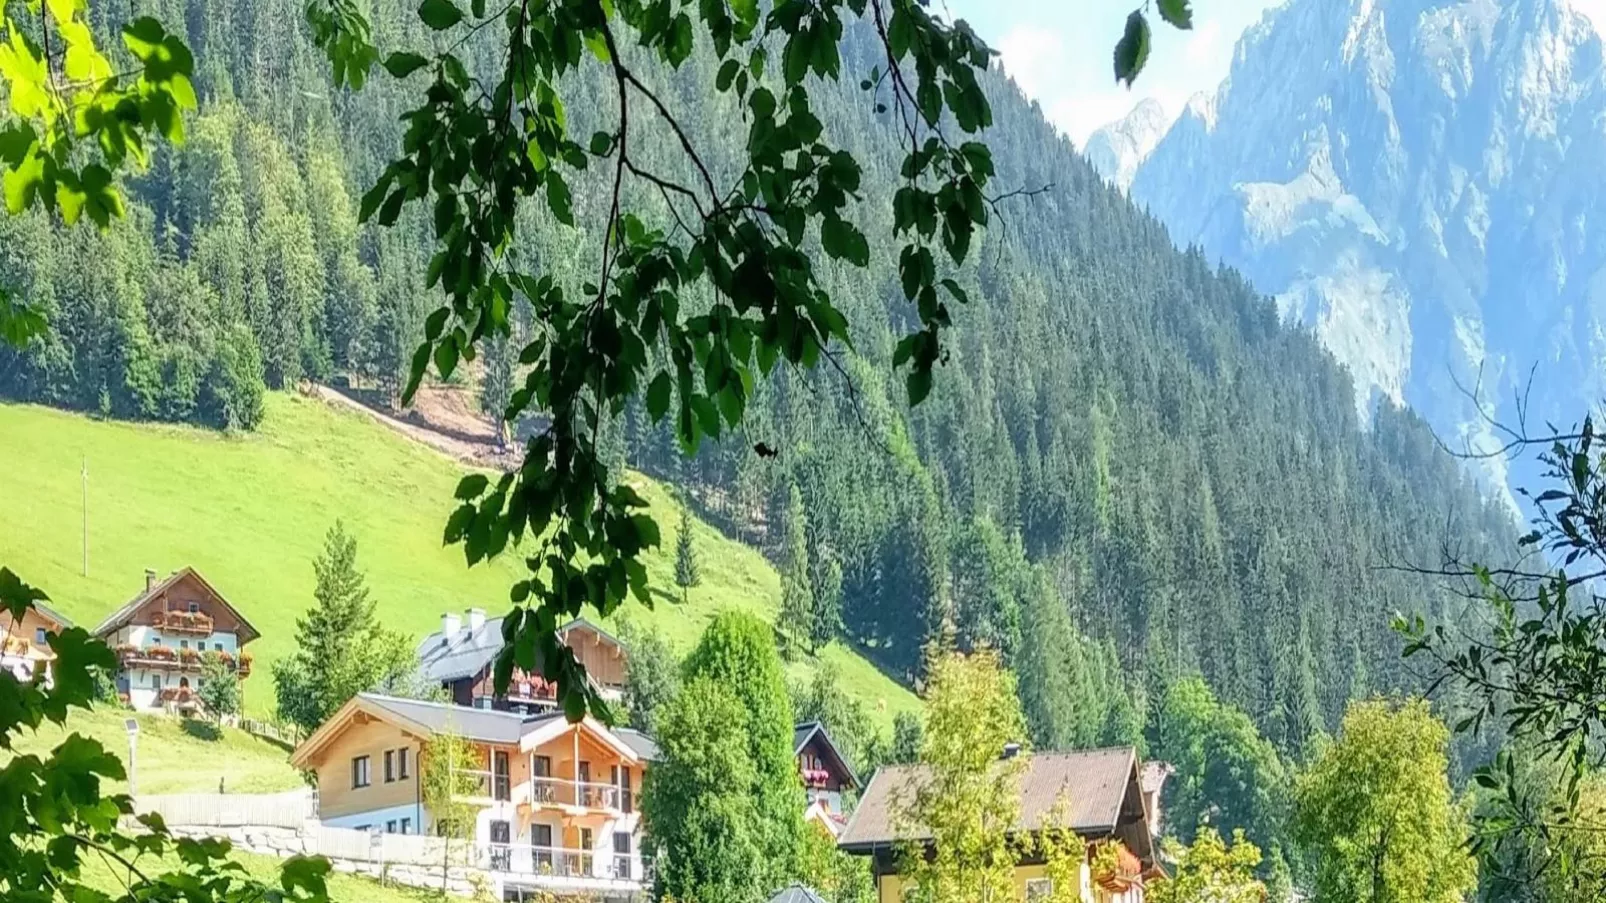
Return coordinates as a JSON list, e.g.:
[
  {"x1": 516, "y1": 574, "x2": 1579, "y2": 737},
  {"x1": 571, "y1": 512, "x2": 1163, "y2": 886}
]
[
  {"x1": 896, "y1": 647, "x2": 1027, "y2": 903},
  {"x1": 1148, "y1": 827, "x2": 1266, "y2": 903},
  {"x1": 1292, "y1": 698, "x2": 1476, "y2": 903},
  {"x1": 196, "y1": 650, "x2": 242, "y2": 723}
]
